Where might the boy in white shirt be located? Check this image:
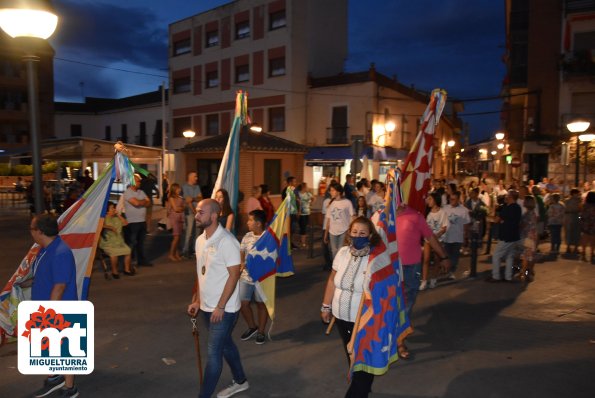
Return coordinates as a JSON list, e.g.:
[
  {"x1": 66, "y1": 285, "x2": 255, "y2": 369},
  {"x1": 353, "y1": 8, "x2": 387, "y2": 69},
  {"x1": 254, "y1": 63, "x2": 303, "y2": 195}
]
[{"x1": 238, "y1": 210, "x2": 269, "y2": 345}]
